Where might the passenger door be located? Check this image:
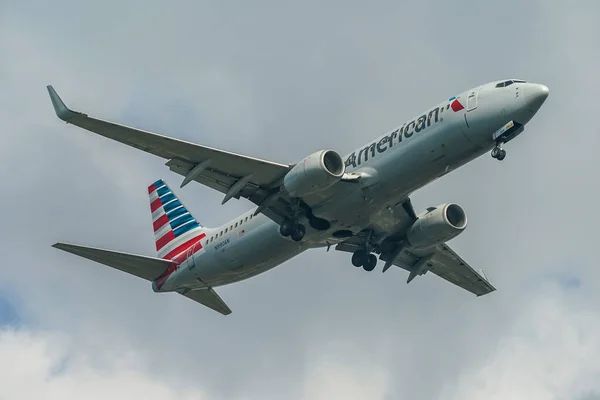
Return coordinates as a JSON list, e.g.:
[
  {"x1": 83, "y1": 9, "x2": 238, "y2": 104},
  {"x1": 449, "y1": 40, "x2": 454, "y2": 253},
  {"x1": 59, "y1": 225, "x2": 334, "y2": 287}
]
[
  {"x1": 186, "y1": 243, "x2": 196, "y2": 270},
  {"x1": 466, "y1": 86, "x2": 480, "y2": 111}
]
